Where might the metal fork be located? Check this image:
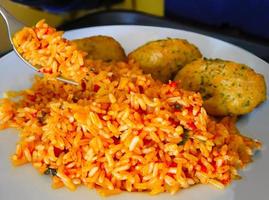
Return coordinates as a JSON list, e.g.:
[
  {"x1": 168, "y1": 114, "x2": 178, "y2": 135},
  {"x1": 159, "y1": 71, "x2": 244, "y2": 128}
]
[{"x1": 0, "y1": 6, "x2": 78, "y2": 85}]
